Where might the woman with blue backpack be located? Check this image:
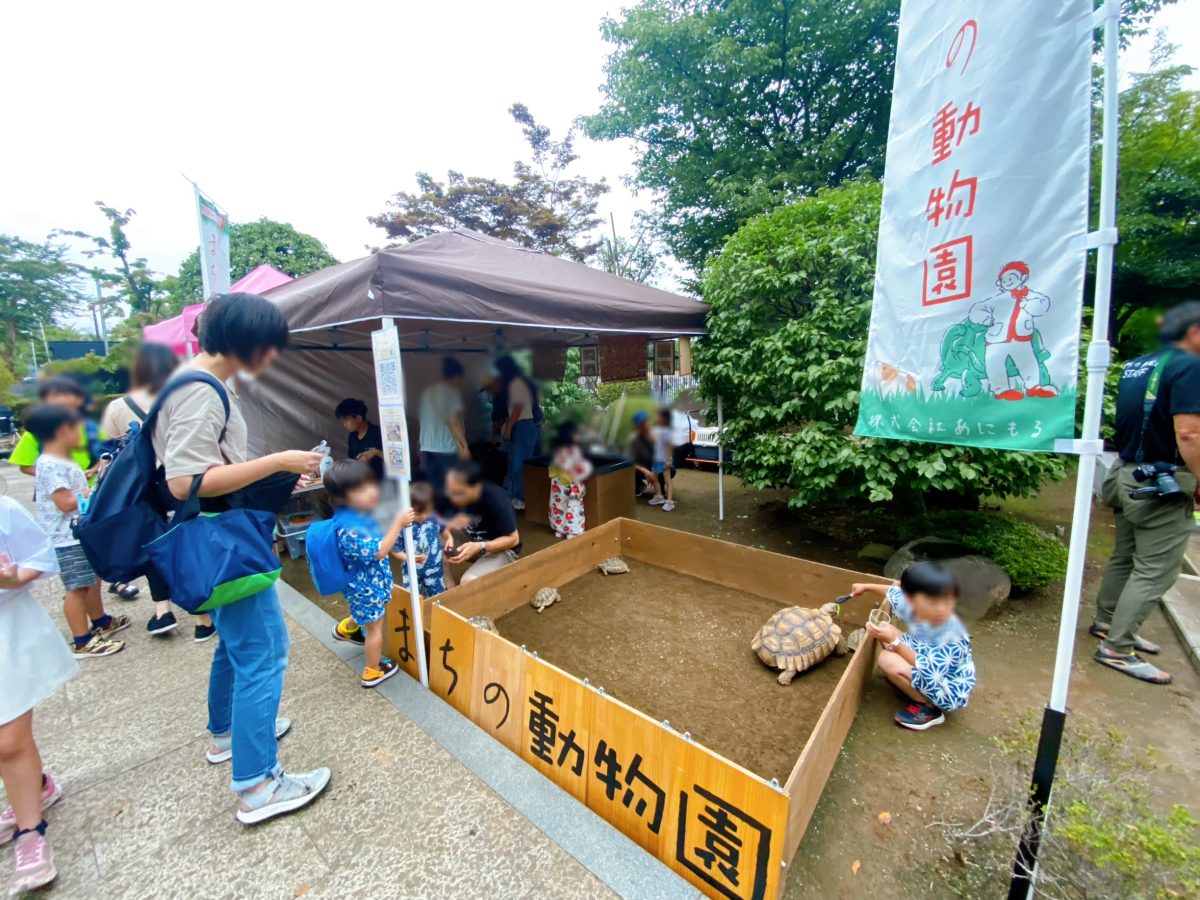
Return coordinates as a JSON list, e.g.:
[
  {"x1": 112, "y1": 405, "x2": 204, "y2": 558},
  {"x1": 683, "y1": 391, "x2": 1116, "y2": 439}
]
[{"x1": 148, "y1": 294, "x2": 333, "y2": 825}]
